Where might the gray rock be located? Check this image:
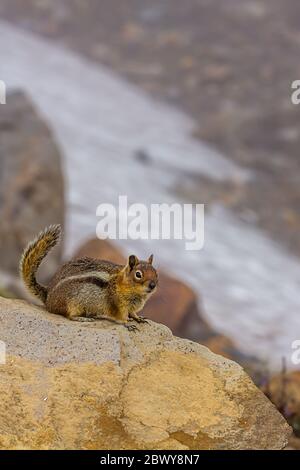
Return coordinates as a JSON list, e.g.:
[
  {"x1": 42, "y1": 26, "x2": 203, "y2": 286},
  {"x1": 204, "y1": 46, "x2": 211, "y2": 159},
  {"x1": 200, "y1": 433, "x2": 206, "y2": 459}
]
[{"x1": 0, "y1": 90, "x2": 64, "y2": 282}]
